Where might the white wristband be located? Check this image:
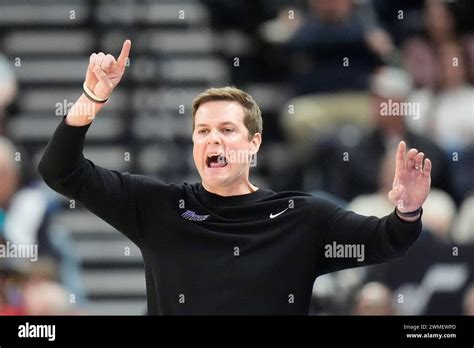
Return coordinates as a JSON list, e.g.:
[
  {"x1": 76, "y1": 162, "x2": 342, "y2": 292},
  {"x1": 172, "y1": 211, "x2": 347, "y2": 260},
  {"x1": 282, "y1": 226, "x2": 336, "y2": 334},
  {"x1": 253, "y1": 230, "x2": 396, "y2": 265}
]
[{"x1": 83, "y1": 82, "x2": 109, "y2": 103}]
